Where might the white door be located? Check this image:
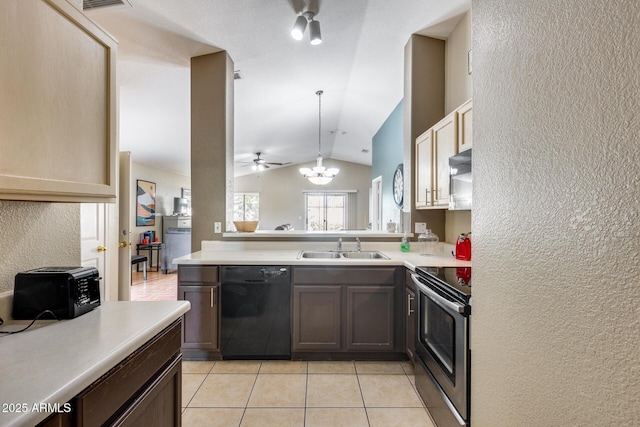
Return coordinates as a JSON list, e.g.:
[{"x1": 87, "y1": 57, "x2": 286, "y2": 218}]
[
  {"x1": 118, "y1": 152, "x2": 133, "y2": 301},
  {"x1": 371, "y1": 176, "x2": 382, "y2": 231},
  {"x1": 81, "y1": 203, "x2": 107, "y2": 299}
]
